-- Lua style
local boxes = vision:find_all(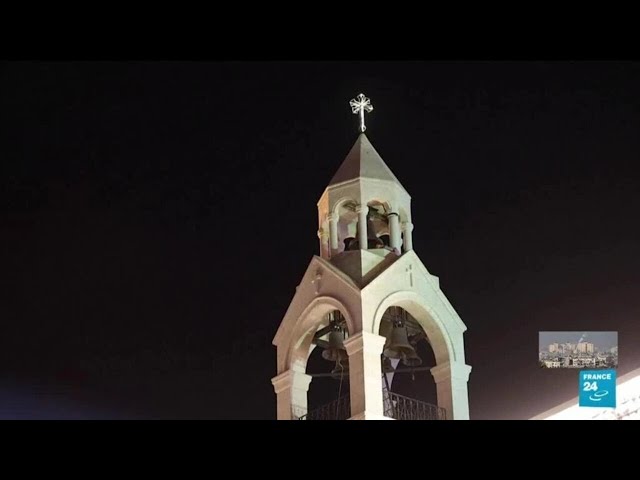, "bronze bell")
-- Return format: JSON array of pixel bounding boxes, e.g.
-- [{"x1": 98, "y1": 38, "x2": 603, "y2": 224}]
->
[
  {"x1": 401, "y1": 348, "x2": 423, "y2": 367},
  {"x1": 383, "y1": 322, "x2": 418, "y2": 360},
  {"x1": 351, "y1": 208, "x2": 385, "y2": 250},
  {"x1": 322, "y1": 326, "x2": 348, "y2": 362}
]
